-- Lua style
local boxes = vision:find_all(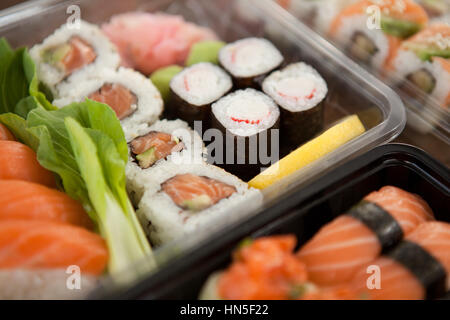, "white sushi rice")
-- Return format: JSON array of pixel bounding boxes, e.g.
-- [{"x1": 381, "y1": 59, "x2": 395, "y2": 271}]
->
[
  {"x1": 212, "y1": 88, "x2": 280, "y2": 137},
  {"x1": 391, "y1": 49, "x2": 450, "y2": 107},
  {"x1": 126, "y1": 119, "x2": 206, "y2": 204},
  {"x1": 170, "y1": 63, "x2": 232, "y2": 106},
  {"x1": 0, "y1": 269, "x2": 98, "y2": 300},
  {"x1": 333, "y1": 14, "x2": 390, "y2": 70},
  {"x1": 53, "y1": 67, "x2": 163, "y2": 141},
  {"x1": 30, "y1": 20, "x2": 120, "y2": 97},
  {"x1": 263, "y1": 62, "x2": 328, "y2": 112},
  {"x1": 136, "y1": 161, "x2": 263, "y2": 245},
  {"x1": 219, "y1": 38, "x2": 283, "y2": 78}
]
